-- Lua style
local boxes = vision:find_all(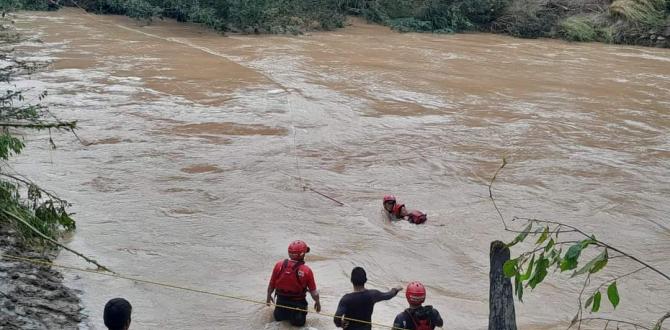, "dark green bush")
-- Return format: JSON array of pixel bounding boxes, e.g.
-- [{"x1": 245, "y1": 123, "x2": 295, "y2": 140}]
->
[
  {"x1": 492, "y1": 0, "x2": 562, "y2": 38},
  {"x1": 558, "y1": 15, "x2": 599, "y2": 41}
]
